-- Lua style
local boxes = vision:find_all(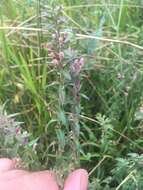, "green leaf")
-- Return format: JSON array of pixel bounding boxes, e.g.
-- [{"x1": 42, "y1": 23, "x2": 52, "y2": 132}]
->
[{"x1": 57, "y1": 110, "x2": 67, "y2": 126}]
